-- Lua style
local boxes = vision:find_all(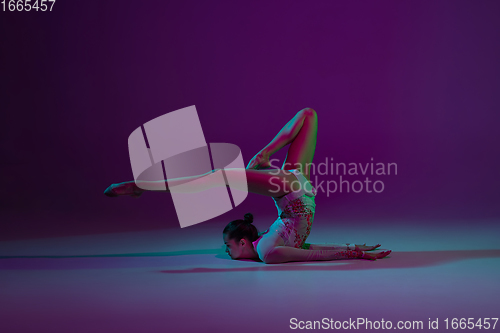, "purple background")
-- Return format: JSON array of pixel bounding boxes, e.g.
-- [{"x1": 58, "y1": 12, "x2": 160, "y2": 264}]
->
[{"x1": 1, "y1": 0, "x2": 499, "y2": 240}]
